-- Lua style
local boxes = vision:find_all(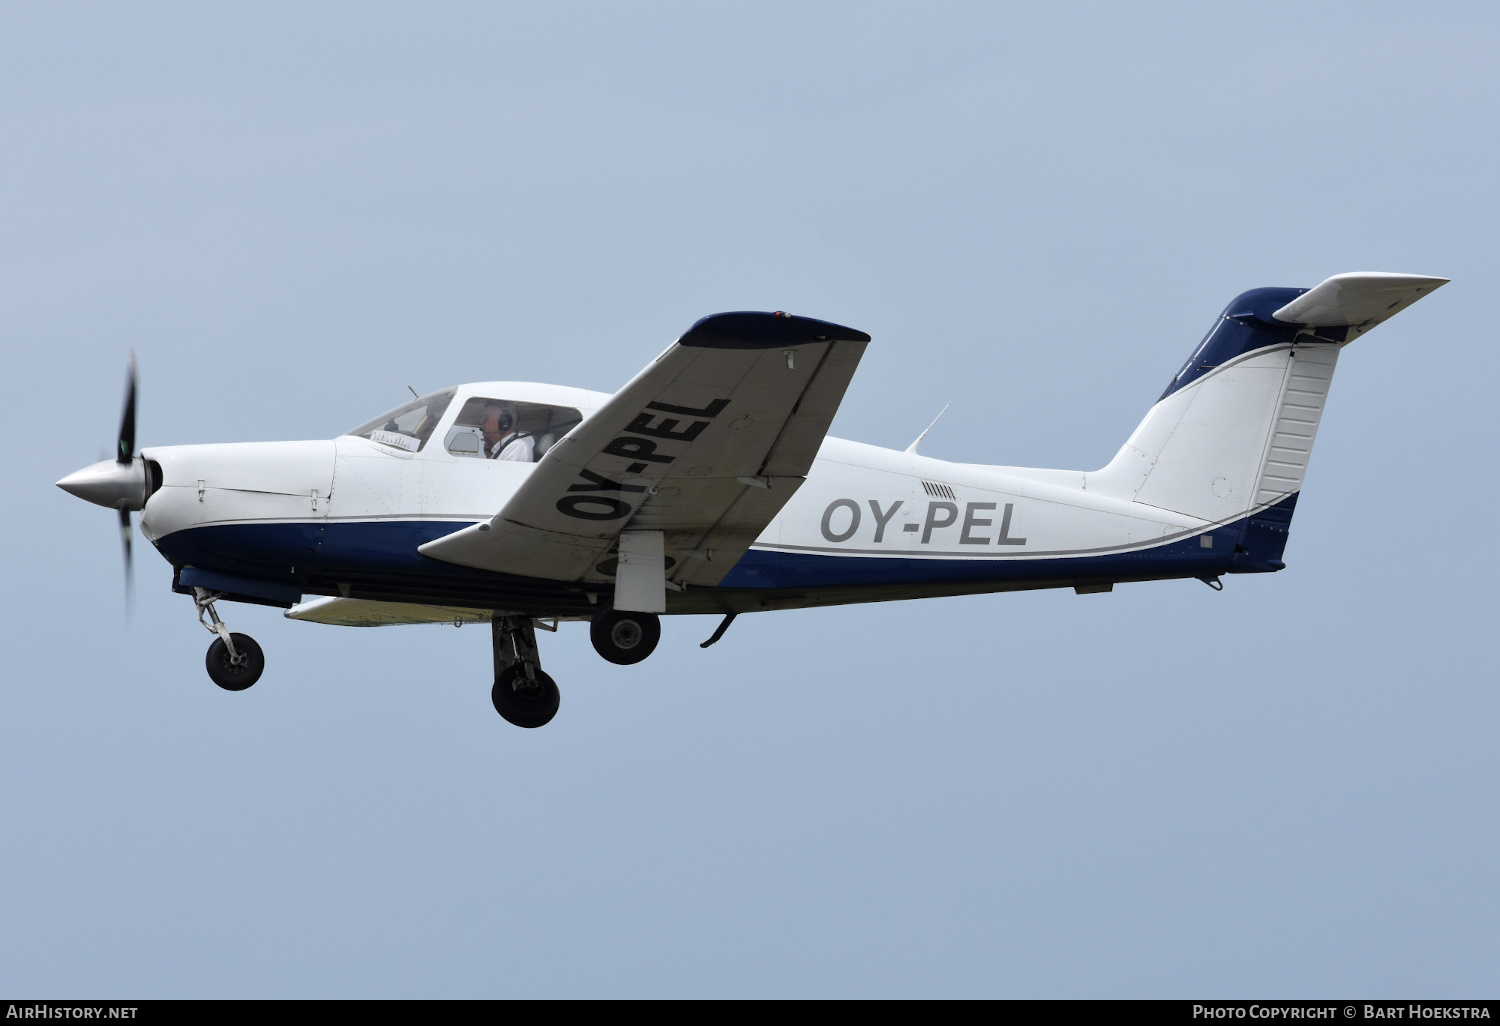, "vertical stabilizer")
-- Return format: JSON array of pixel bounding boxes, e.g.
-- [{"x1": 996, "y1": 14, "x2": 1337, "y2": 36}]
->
[{"x1": 1087, "y1": 273, "x2": 1445, "y2": 565}]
